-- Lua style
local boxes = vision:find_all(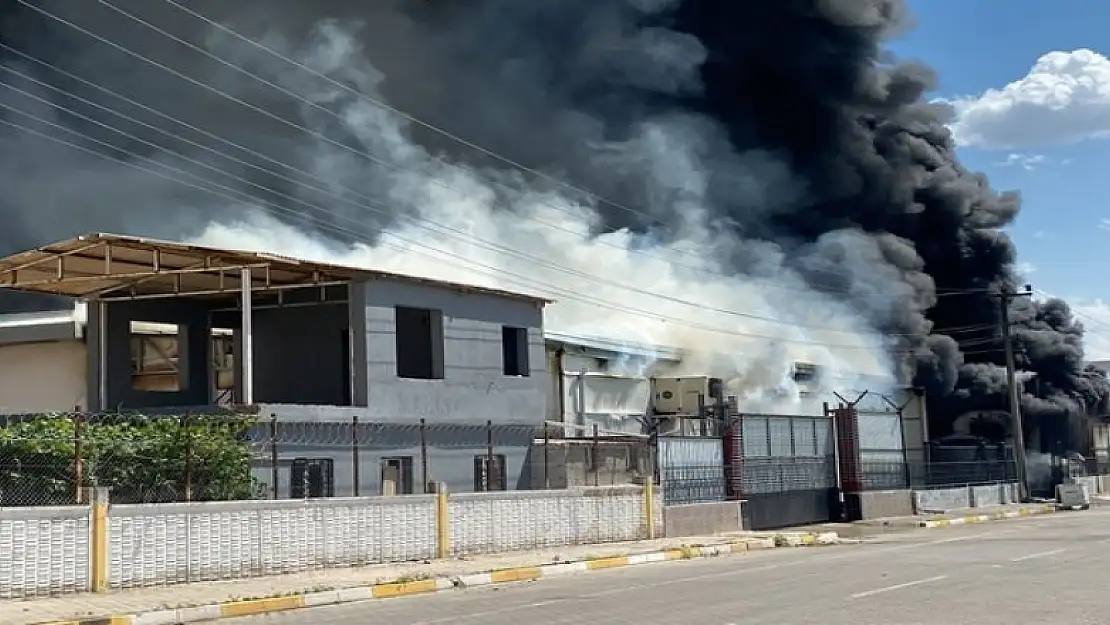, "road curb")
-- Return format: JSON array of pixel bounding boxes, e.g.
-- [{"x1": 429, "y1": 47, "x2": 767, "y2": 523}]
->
[
  {"x1": 917, "y1": 504, "x2": 1057, "y2": 529},
  {"x1": 30, "y1": 532, "x2": 839, "y2": 625}
]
